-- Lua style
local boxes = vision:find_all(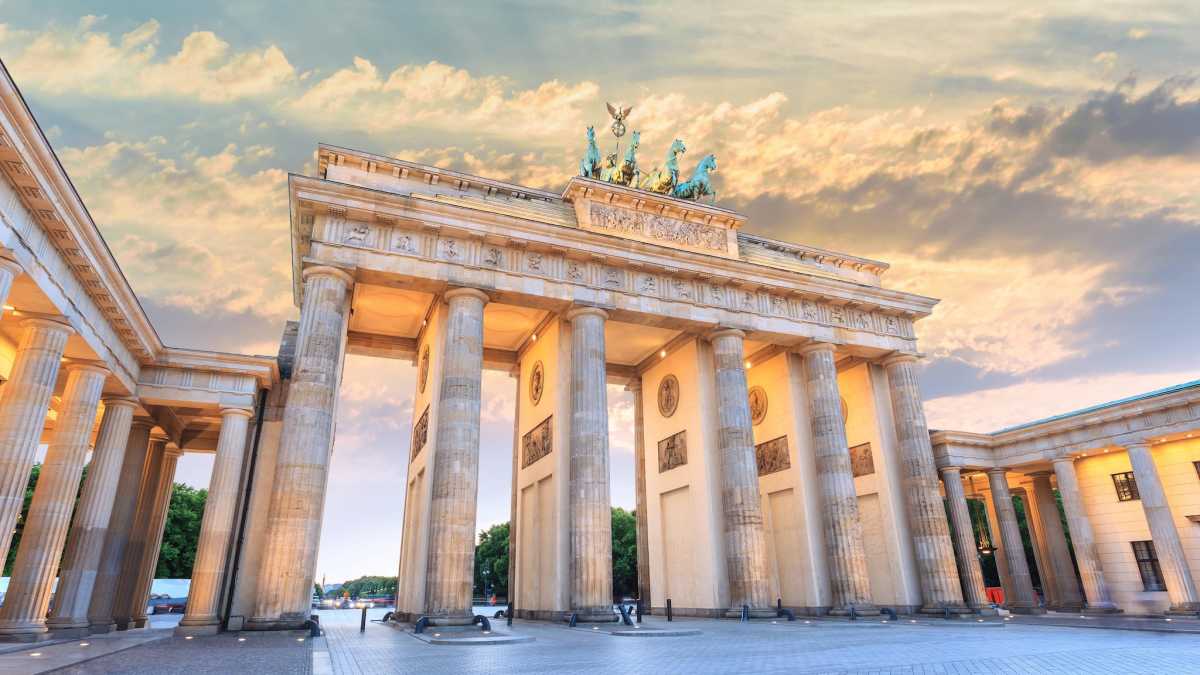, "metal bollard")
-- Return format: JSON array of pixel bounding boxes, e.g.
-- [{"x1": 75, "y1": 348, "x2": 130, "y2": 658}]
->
[
  {"x1": 666, "y1": 598, "x2": 673, "y2": 622},
  {"x1": 360, "y1": 606, "x2": 368, "y2": 632},
  {"x1": 507, "y1": 602, "x2": 513, "y2": 627},
  {"x1": 636, "y1": 598, "x2": 643, "y2": 624}
]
